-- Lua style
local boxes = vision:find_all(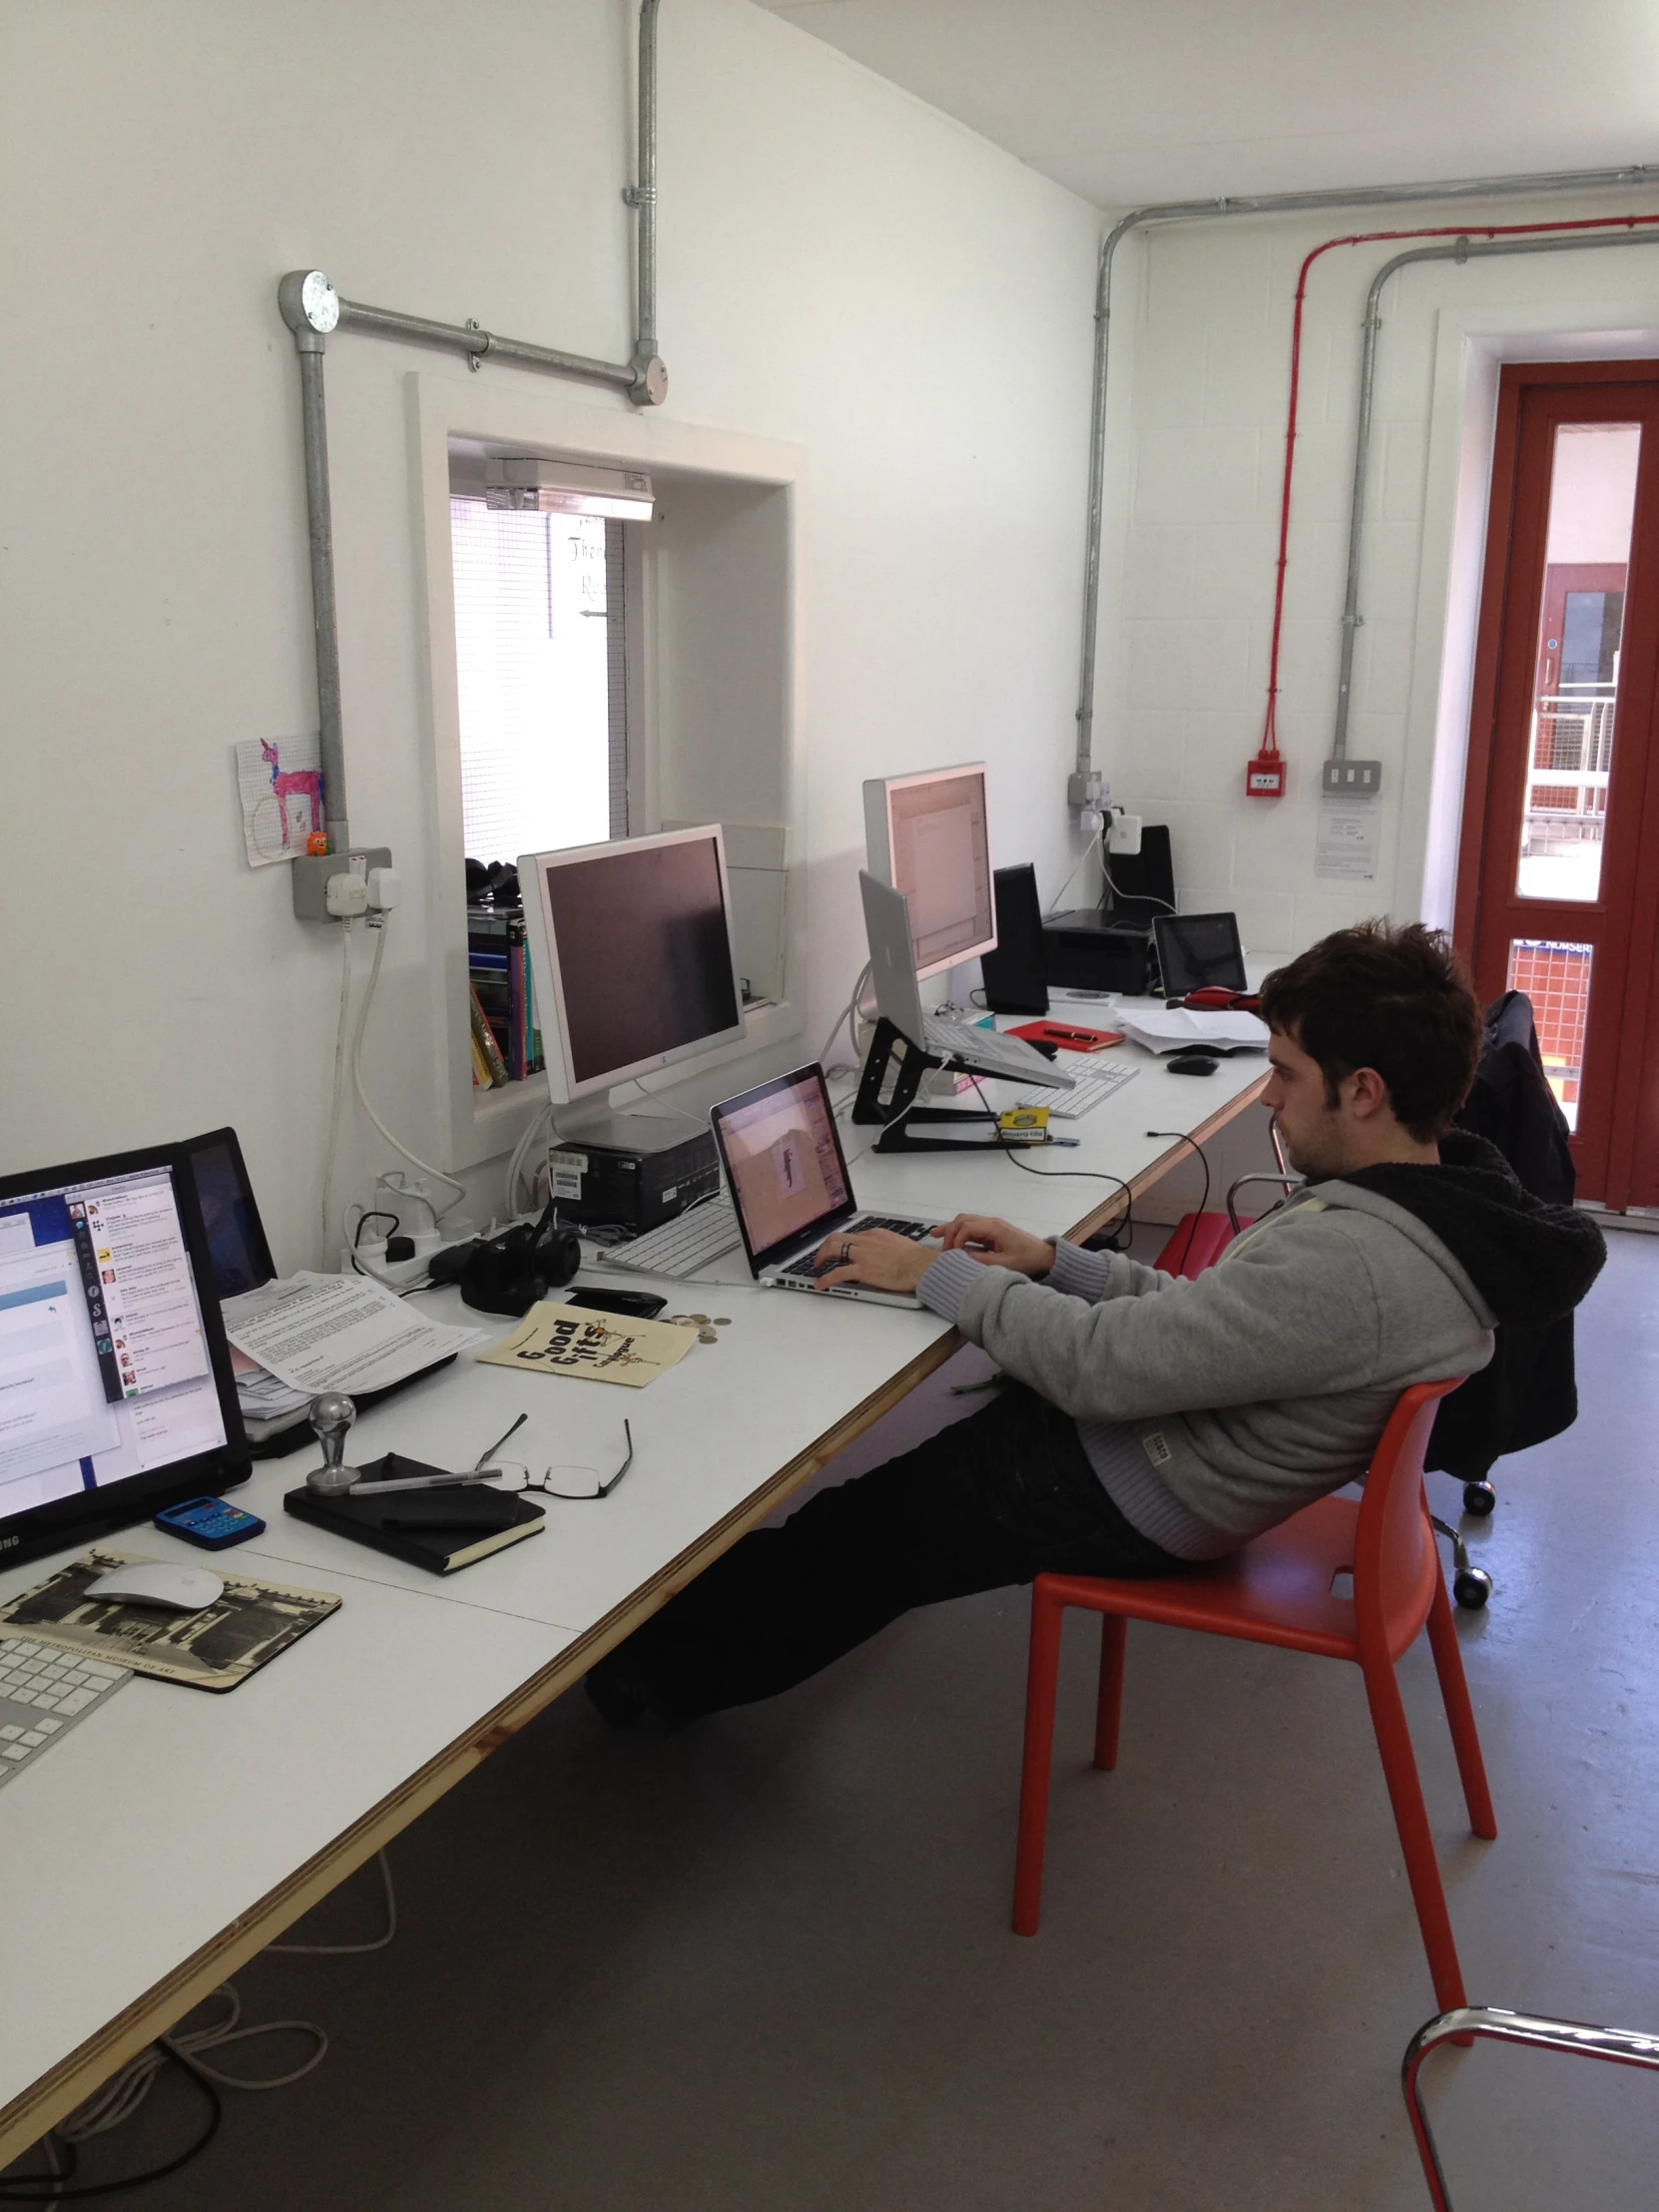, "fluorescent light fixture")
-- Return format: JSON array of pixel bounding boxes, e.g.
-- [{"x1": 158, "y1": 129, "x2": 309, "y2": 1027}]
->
[{"x1": 484, "y1": 456, "x2": 654, "y2": 520}]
